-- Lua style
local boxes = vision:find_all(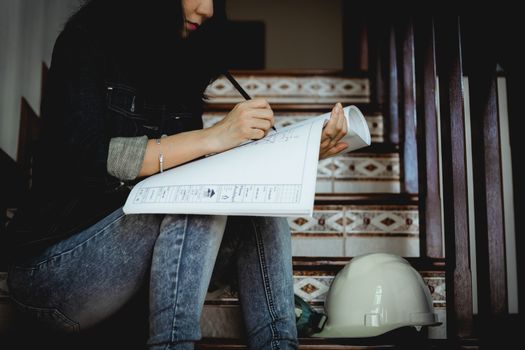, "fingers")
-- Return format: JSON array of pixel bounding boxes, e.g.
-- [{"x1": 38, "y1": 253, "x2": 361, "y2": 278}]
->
[
  {"x1": 322, "y1": 103, "x2": 346, "y2": 147},
  {"x1": 248, "y1": 128, "x2": 266, "y2": 140},
  {"x1": 320, "y1": 142, "x2": 349, "y2": 159},
  {"x1": 239, "y1": 98, "x2": 272, "y2": 110},
  {"x1": 249, "y1": 117, "x2": 273, "y2": 133},
  {"x1": 319, "y1": 102, "x2": 350, "y2": 159}
]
